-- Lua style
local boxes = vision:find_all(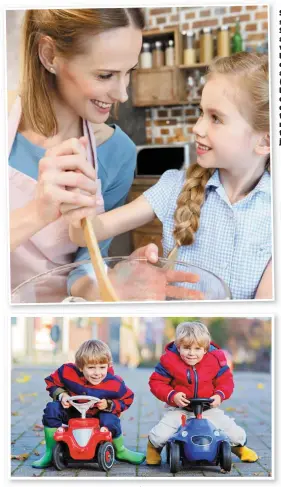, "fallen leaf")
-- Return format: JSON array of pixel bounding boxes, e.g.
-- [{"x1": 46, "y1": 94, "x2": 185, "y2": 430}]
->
[
  {"x1": 18, "y1": 392, "x2": 38, "y2": 403},
  {"x1": 11, "y1": 453, "x2": 29, "y2": 461},
  {"x1": 11, "y1": 411, "x2": 20, "y2": 416},
  {"x1": 33, "y1": 450, "x2": 40, "y2": 456},
  {"x1": 40, "y1": 440, "x2": 45, "y2": 445},
  {"x1": 33, "y1": 424, "x2": 44, "y2": 431},
  {"x1": 257, "y1": 383, "x2": 265, "y2": 389},
  {"x1": 128, "y1": 417, "x2": 134, "y2": 421},
  {"x1": 139, "y1": 434, "x2": 148, "y2": 438},
  {"x1": 15, "y1": 375, "x2": 31, "y2": 384},
  {"x1": 225, "y1": 407, "x2": 236, "y2": 412}
]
